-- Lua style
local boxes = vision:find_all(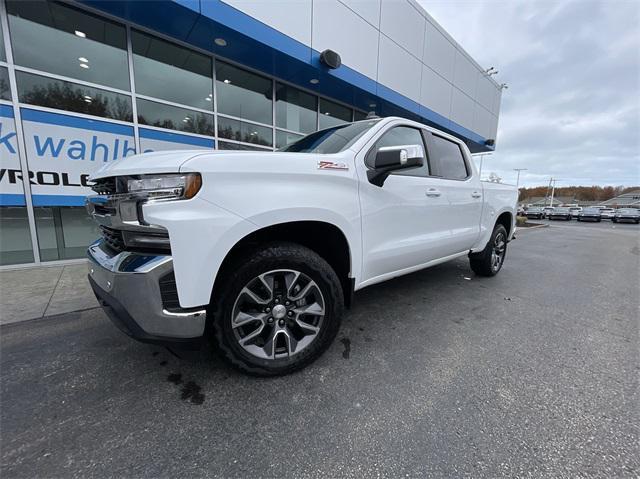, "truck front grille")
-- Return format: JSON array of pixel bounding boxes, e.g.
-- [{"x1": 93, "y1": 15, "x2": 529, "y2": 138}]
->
[
  {"x1": 100, "y1": 226, "x2": 125, "y2": 253},
  {"x1": 91, "y1": 177, "x2": 117, "y2": 195}
]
